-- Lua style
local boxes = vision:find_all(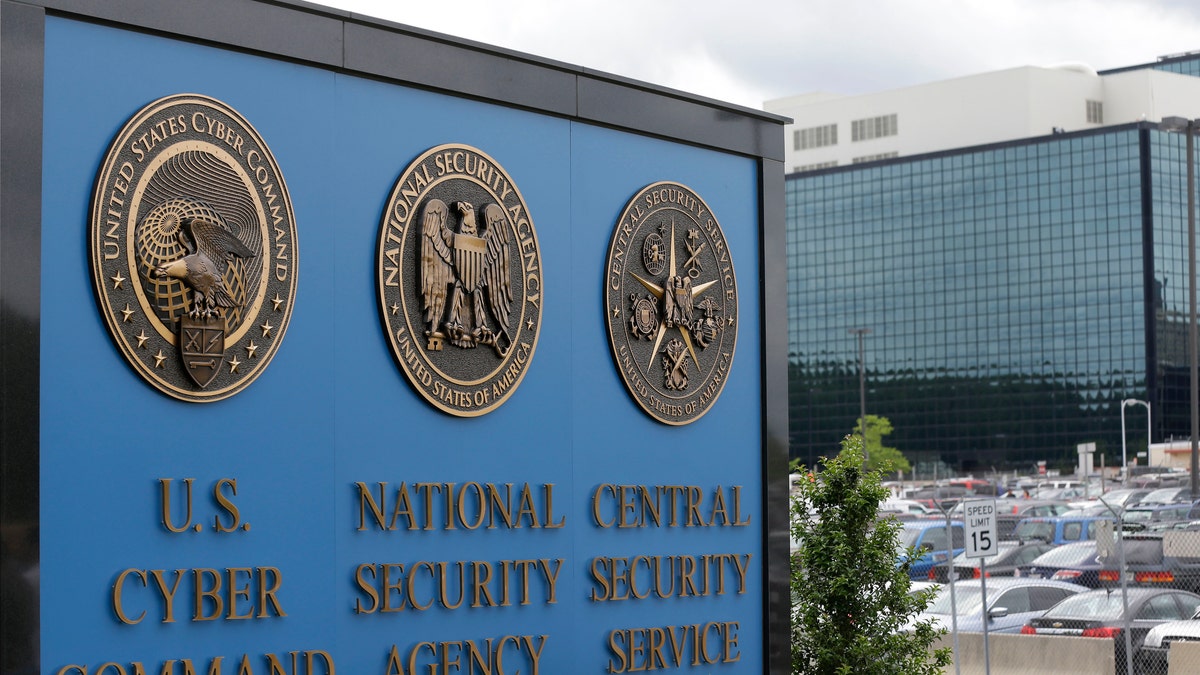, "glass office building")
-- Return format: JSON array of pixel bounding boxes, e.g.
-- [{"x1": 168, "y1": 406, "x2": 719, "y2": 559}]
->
[{"x1": 787, "y1": 123, "x2": 1198, "y2": 474}]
